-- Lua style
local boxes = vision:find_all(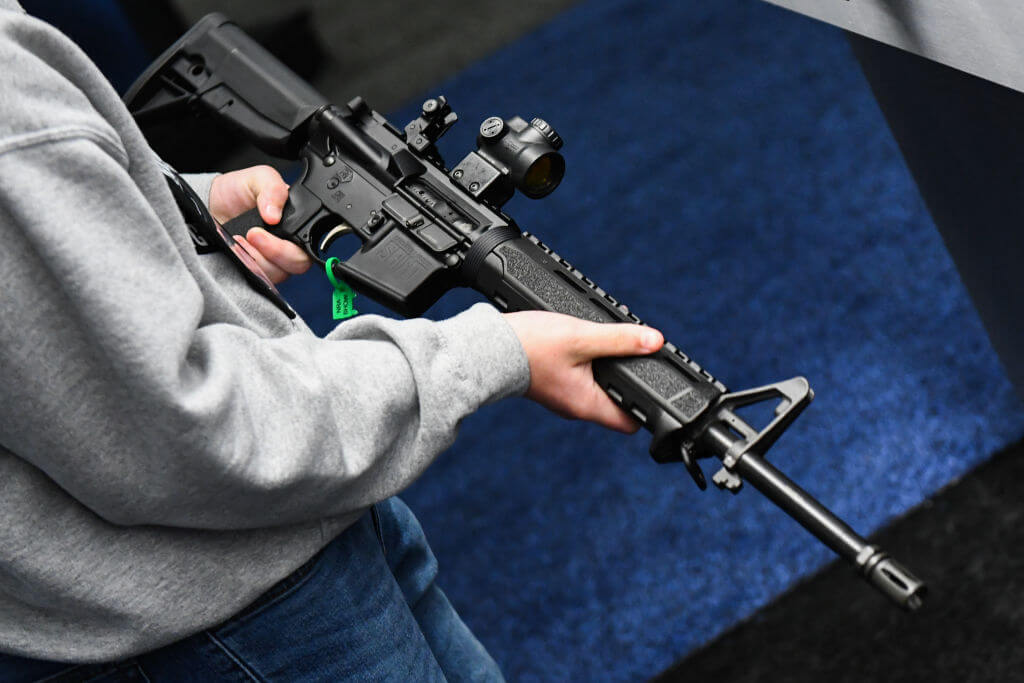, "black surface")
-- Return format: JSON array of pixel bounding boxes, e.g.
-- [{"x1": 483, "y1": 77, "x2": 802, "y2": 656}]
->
[
  {"x1": 848, "y1": 33, "x2": 1024, "y2": 404},
  {"x1": 170, "y1": 0, "x2": 584, "y2": 115},
  {"x1": 653, "y1": 438, "x2": 1024, "y2": 683},
  {"x1": 116, "y1": 0, "x2": 187, "y2": 58},
  {"x1": 148, "y1": 0, "x2": 581, "y2": 172}
]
